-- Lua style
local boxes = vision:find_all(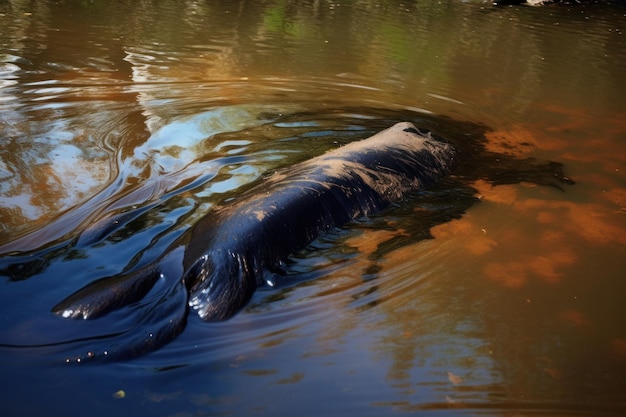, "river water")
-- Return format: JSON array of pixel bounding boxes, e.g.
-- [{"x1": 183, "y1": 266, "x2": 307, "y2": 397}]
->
[{"x1": 1, "y1": 1, "x2": 625, "y2": 416}]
